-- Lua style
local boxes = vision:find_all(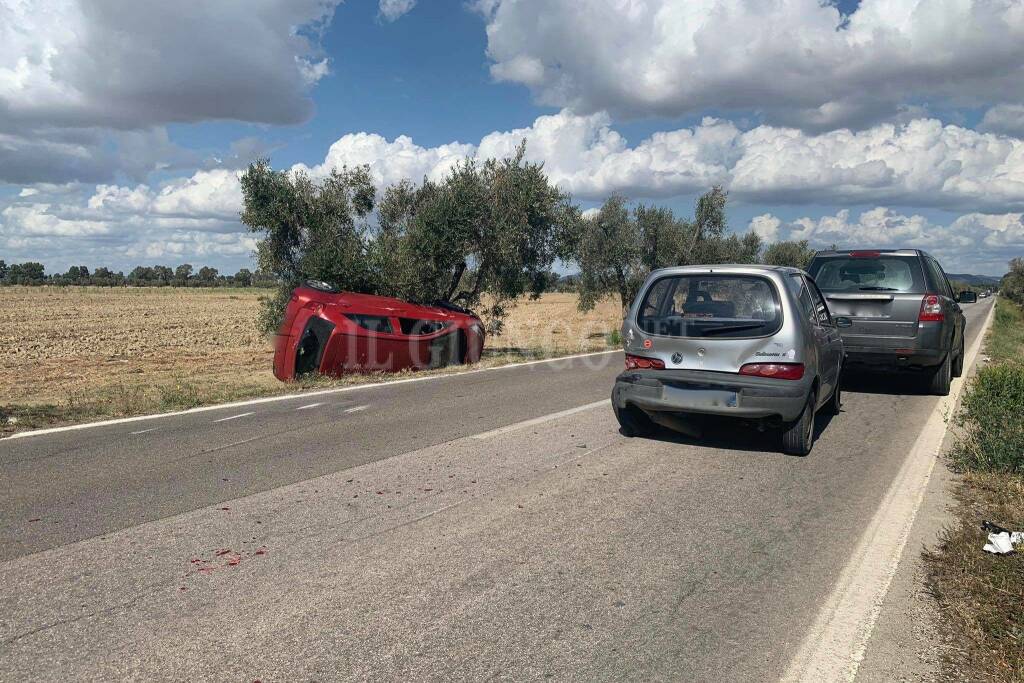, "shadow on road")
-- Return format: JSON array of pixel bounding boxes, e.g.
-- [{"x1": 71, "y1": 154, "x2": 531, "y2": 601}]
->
[
  {"x1": 840, "y1": 369, "x2": 930, "y2": 396},
  {"x1": 623, "y1": 406, "x2": 840, "y2": 457}
]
